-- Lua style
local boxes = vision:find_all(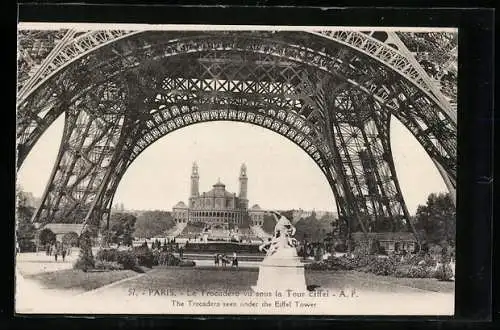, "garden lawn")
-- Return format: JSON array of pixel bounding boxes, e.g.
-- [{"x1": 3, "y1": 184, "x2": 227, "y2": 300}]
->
[
  {"x1": 348, "y1": 270, "x2": 455, "y2": 292},
  {"x1": 113, "y1": 266, "x2": 453, "y2": 294},
  {"x1": 22, "y1": 267, "x2": 454, "y2": 295},
  {"x1": 307, "y1": 270, "x2": 454, "y2": 293},
  {"x1": 25, "y1": 269, "x2": 141, "y2": 292},
  {"x1": 140, "y1": 266, "x2": 259, "y2": 291}
]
